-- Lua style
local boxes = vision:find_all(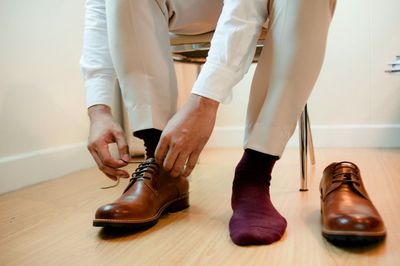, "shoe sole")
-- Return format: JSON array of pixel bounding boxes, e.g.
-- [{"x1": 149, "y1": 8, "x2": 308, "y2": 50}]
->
[
  {"x1": 322, "y1": 232, "x2": 386, "y2": 245},
  {"x1": 322, "y1": 227, "x2": 386, "y2": 245},
  {"x1": 93, "y1": 194, "x2": 189, "y2": 228}
]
